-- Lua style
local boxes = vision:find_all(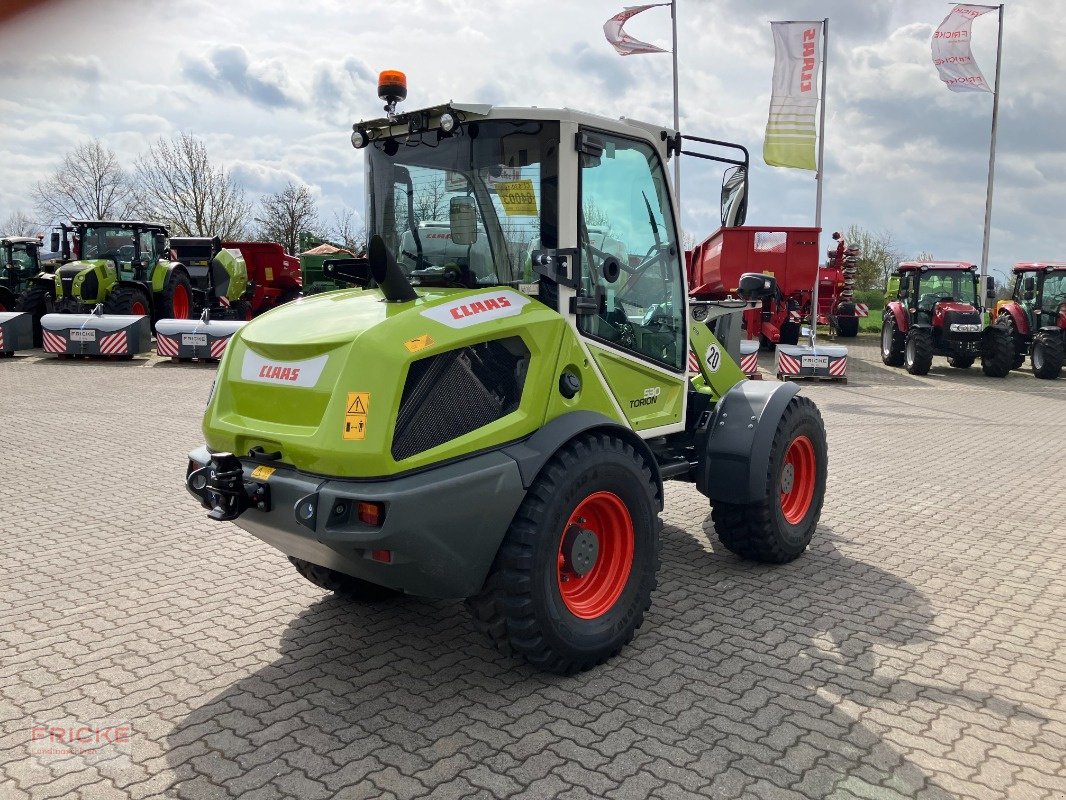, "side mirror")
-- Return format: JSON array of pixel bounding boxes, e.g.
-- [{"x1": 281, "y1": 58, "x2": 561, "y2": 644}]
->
[
  {"x1": 985, "y1": 275, "x2": 995, "y2": 297},
  {"x1": 155, "y1": 233, "x2": 168, "y2": 256},
  {"x1": 449, "y1": 196, "x2": 478, "y2": 245},
  {"x1": 899, "y1": 275, "x2": 911, "y2": 295},
  {"x1": 720, "y1": 166, "x2": 748, "y2": 227},
  {"x1": 737, "y1": 272, "x2": 778, "y2": 301},
  {"x1": 1023, "y1": 276, "x2": 1036, "y2": 292},
  {"x1": 50, "y1": 231, "x2": 61, "y2": 252}
]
